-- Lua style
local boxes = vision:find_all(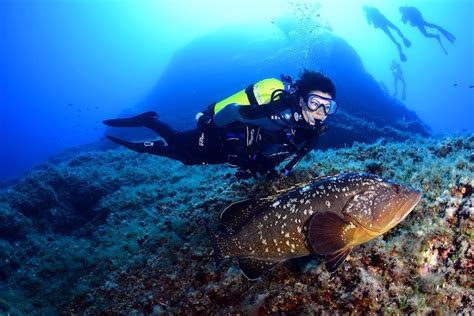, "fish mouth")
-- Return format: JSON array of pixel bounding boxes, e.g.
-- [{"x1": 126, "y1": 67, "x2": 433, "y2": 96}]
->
[
  {"x1": 380, "y1": 188, "x2": 422, "y2": 233},
  {"x1": 347, "y1": 188, "x2": 422, "y2": 235}
]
